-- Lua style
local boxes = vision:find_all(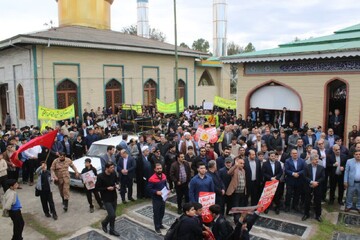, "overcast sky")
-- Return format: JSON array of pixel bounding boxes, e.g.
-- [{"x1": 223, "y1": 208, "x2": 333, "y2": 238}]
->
[{"x1": 1, "y1": 0, "x2": 360, "y2": 51}]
